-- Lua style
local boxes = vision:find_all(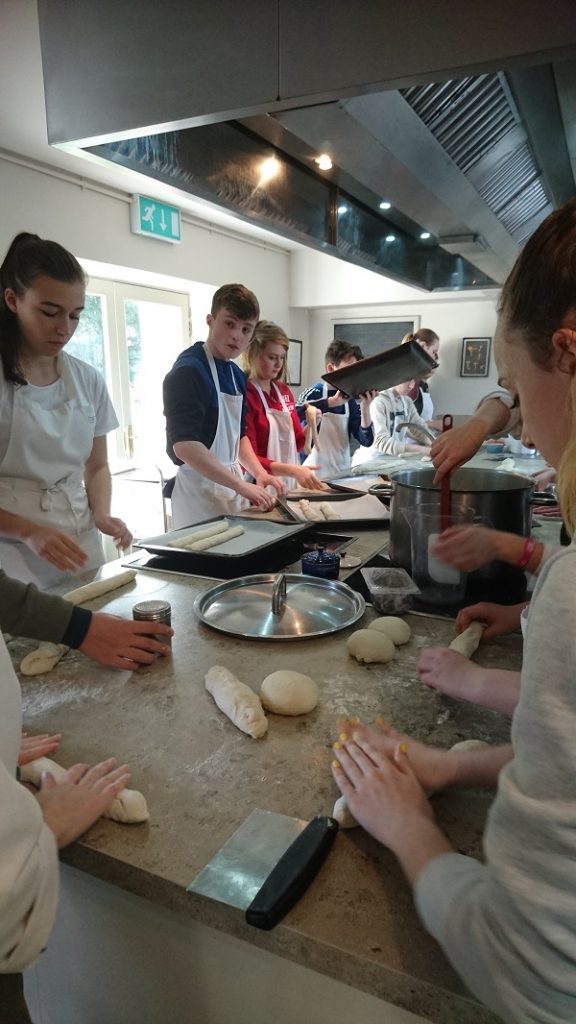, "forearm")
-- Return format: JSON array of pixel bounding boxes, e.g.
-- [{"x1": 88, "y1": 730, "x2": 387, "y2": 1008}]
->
[
  {"x1": 493, "y1": 531, "x2": 544, "y2": 573},
  {"x1": 174, "y1": 441, "x2": 245, "y2": 492},
  {"x1": 0, "y1": 507, "x2": 41, "y2": 542},
  {"x1": 451, "y1": 743, "x2": 514, "y2": 788},
  {"x1": 238, "y1": 436, "x2": 269, "y2": 480},
  {"x1": 475, "y1": 397, "x2": 513, "y2": 436},
  {"x1": 84, "y1": 464, "x2": 112, "y2": 519},
  {"x1": 391, "y1": 818, "x2": 455, "y2": 888},
  {"x1": 0, "y1": 568, "x2": 74, "y2": 640},
  {"x1": 464, "y1": 668, "x2": 521, "y2": 715}
]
